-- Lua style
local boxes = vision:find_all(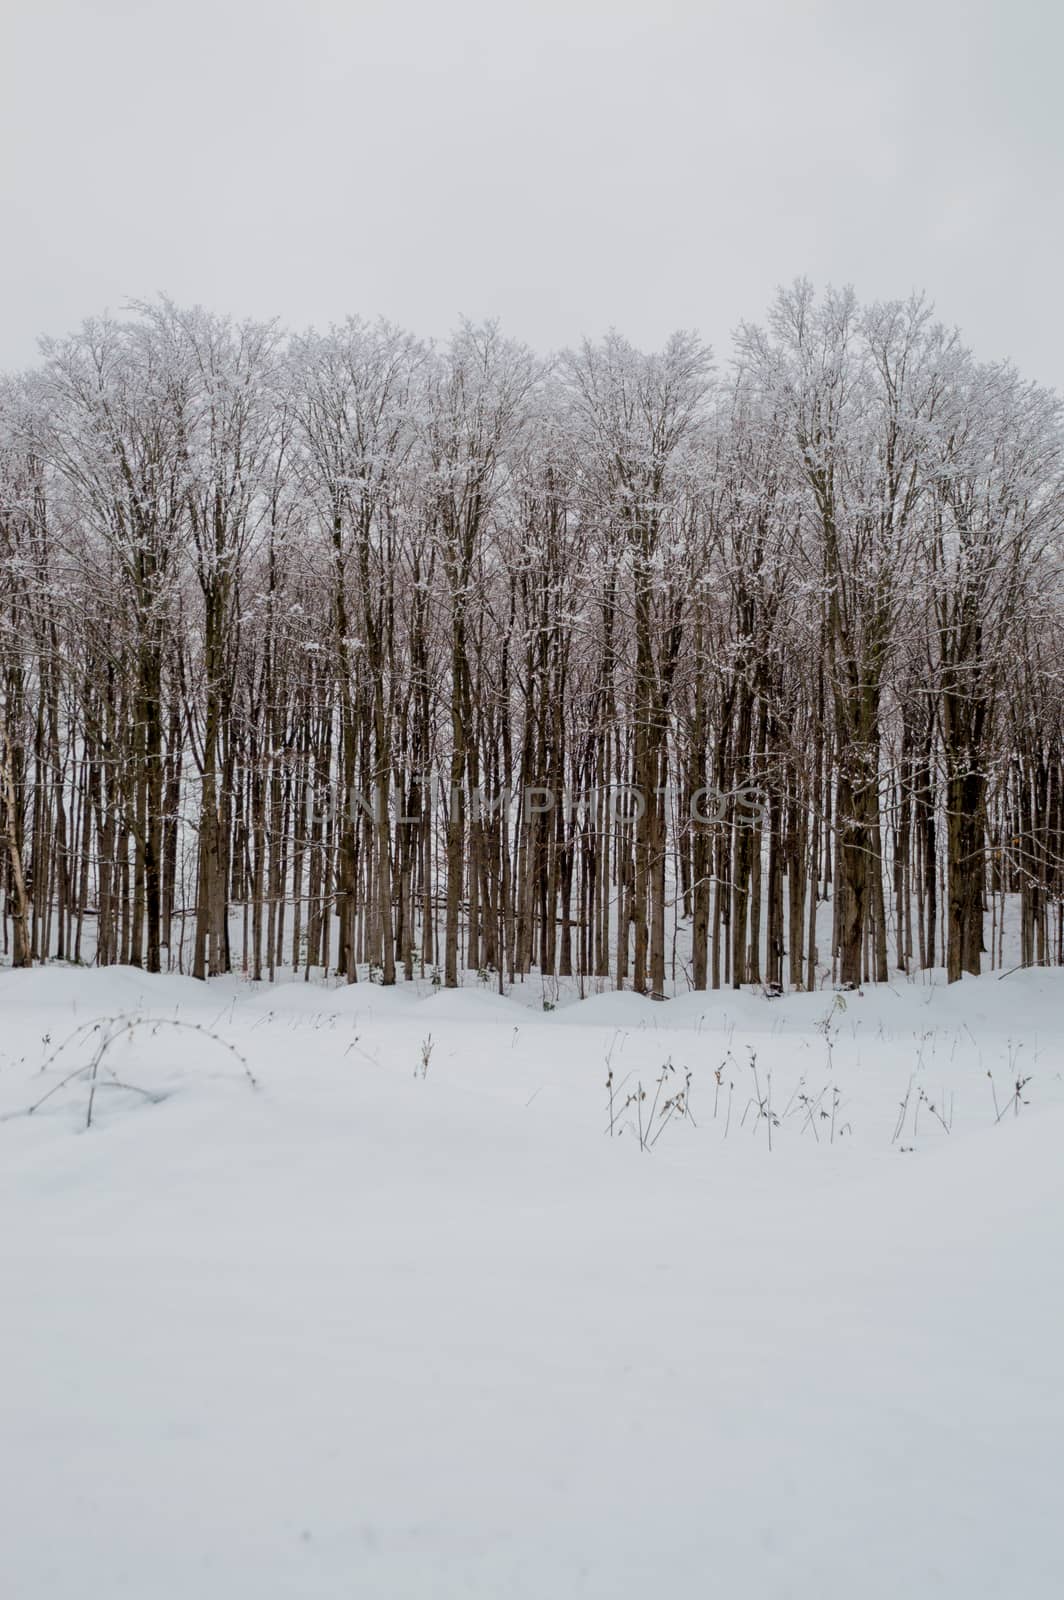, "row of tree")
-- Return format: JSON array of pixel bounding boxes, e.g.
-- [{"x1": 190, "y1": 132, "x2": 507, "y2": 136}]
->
[{"x1": 2, "y1": 284, "x2": 1063, "y2": 990}]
